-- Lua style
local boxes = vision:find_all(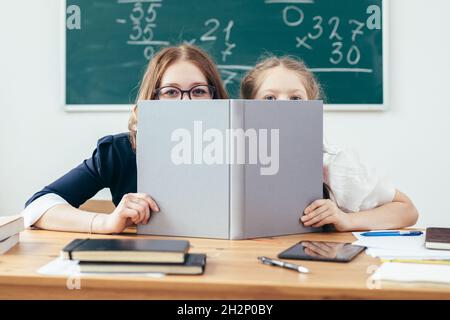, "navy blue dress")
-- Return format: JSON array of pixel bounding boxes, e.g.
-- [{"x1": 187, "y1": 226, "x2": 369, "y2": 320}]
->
[{"x1": 25, "y1": 133, "x2": 136, "y2": 208}]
